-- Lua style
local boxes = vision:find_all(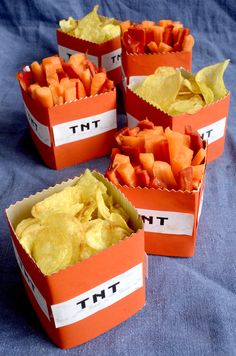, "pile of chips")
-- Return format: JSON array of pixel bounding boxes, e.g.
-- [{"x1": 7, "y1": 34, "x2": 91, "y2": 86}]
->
[
  {"x1": 59, "y1": 5, "x2": 120, "y2": 44},
  {"x1": 15, "y1": 170, "x2": 134, "y2": 276},
  {"x1": 132, "y1": 60, "x2": 229, "y2": 116}
]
